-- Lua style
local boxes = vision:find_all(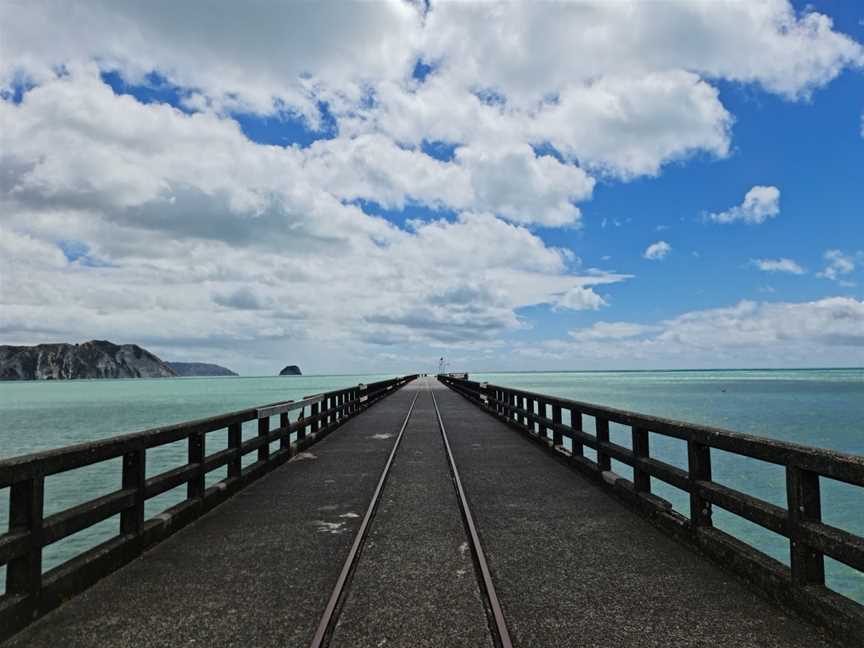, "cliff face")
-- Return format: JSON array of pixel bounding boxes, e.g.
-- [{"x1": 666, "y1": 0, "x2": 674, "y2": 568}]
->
[
  {"x1": 279, "y1": 365, "x2": 302, "y2": 376},
  {"x1": 0, "y1": 341, "x2": 177, "y2": 380},
  {"x1": 168, "y1": 362, "x2": 238, "y2": 377}
]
